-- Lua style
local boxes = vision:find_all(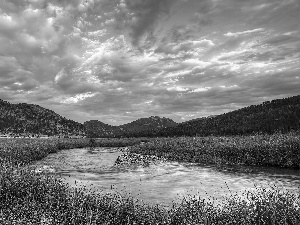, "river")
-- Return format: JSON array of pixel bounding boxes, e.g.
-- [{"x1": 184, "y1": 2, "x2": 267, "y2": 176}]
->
[{"x1": 32, "y1": 147, "x2": 300, "y2": 207}]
